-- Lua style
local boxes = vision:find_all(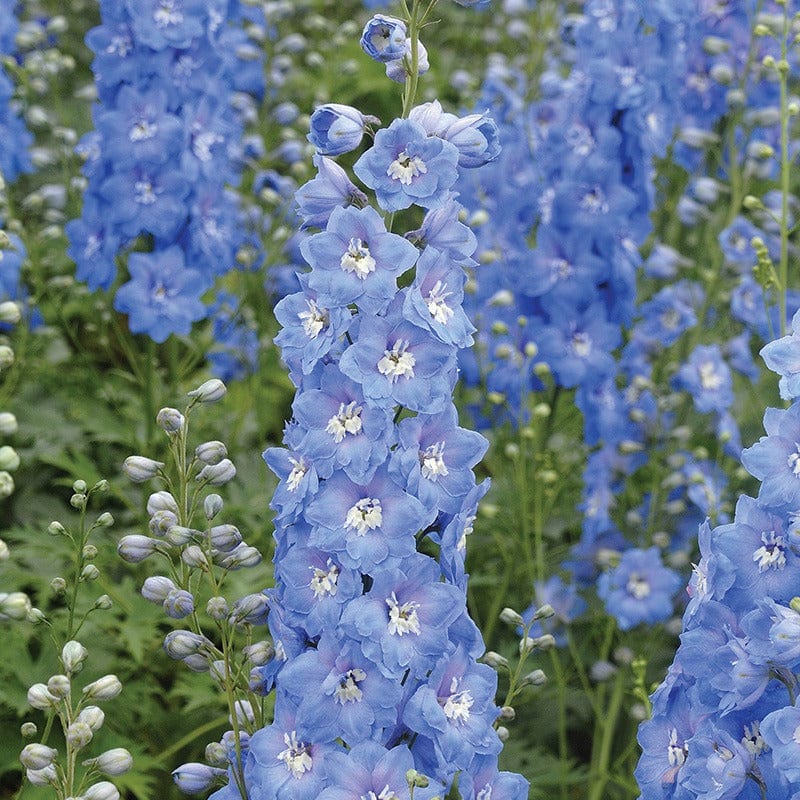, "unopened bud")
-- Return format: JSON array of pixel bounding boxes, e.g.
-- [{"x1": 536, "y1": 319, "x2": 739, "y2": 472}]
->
[
  {"x1": 188, "y1": 379, "x2": 227, "y2": 403},
  {"x1": 0, "y1": 470, "x2": 13, "y2": 498},
  {"x1": 82, "y1": 674, "x2": 122, "y2": 701},
  {"x1": 156, "y1": 407, "x2": 185, "y2": 434},
  {"x1": 48, "y1": 520, "x2": 67, "y2": 536},
  {"x1": 0, "y1": 445, "x2": 19, "y2": 471},
  {"x1": 85, "y1": 748, "x2": 133, "y2": 776},
  {"x1": 521, "y1": 669, "x2": 547, "y2": 687},
  {"x1": 206, "y1": 596, "x2": 229, "y2": 620},
  {"x1": 483, "y1": 651, "x2": 509, "y2": 669},
  {"x1": 172, "y1": 763, "x2": 227, "y2": 793},
  {"x1": 27, "y1": 765, "x2": 58, "y2": 787},
  {"x1": 196, "y1": 459, "x2": 236, "y2": 486},
  {"x1": 122, "y1": 456, "x2": 165, "y2": 482},
  {"x1": 196, "y1": 441, "x2": 227, "y2": 465},
  {"x1": 20, "y1": 743, "x2": 58, "y2": 770},
  {"x1": 80, "y1": 564, "x2": 100, "y2": 582},
  {"x1": 0, "y1": 301, "x2": 21, "y2": 324},
  {"x1": 84, "y1": 782, "x2": 120, "y2": 800},
  {"x1": 117, "y1": 535, "x2": 160, "y2": 563},
  {"x1": 147, "y1": 491, "x2": 179, "y2": 515},
  {"x1": 496, "y1": 726, "x2": 510, "y2": 742},
  {"x1": 27, "y1": 683, "x2": 58, "y2": 710},
  {"x1": 217, "y1": 544, "x2": 261, "y2": 569},
  {"x1": 204, "y1": 493, "x2": 224, "y2": 520},
  {"x1": 243, "y1": 641, "x2": 274, "y2": 666},
  {"x1": 0, "y1": 412, "x2": 17, "y2": 434},
  {"x1": 77, "y1": 705, "x2": 105, "y2": 731},
  {"x1": 499, "y1": 607, "x2": 524, "y2": 627},
  {"x1": 405, "y1": 770, "x2": 429, "y2": 789},
  {"x1": 208, "y1": 524, "x2": 242, "y2": 552},
  {"x1": 1, "y1": 591, "x2": 32, "y2": 620},
  {"x1": 531, "y1": 603, "x2": 555, "y2": 621},
  {"x1": 67, "y1": 720, "x2": 94, "y2": 749},
  {"x1": 141, "y1": 576, "x2": 177, "y2": 603},
  {"x1": 20, "y1": 722, "x2": 37, "y2": 738},
  {"x1": 499, "y1": 705, "x2": 516, "y2": 720},
  {"x1": 96, "y1": 512, "x2": 114, "y2": 528},
  {"x1": 47, "y1": 674, "x2": 71, "y2": 698},
  {"x1": 0, "y1": 345, "x2": 14, "y2": 369}
]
